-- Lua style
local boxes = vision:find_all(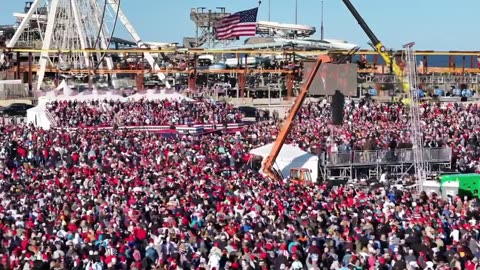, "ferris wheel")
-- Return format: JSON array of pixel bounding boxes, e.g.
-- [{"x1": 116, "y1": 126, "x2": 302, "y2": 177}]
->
[{"x1": 7, "y1": 0, "x2": 169, "y2": 90}]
